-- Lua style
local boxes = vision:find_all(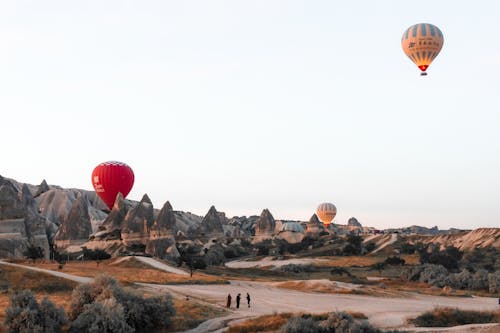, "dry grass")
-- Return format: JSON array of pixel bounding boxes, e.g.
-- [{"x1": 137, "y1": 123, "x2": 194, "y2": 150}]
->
[
  {"x1": 346, "y1": 311, "x2": 367, "y2": 319},
  {"x1": 0, "y1": 264, "x2": 77, "y2": 293},
  {"x1": 226, "y1": 313, "x2": 293, "y2": 333},
  {"x1": 171, "y1": 298, "x2": 227, "y2": 331},
  {"x1": 0, "y1": 265, "x2": 75, "y2": 333},
  {"x1": 28, "y1": 258, "x2": 227, "y2": 285},
  {"x1": 411, "y1": 307, "x2": 500, "y2": 327}
]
